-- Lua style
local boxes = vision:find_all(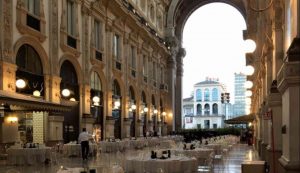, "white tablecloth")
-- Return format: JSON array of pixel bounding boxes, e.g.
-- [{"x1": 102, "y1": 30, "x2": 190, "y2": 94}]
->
[
  {"x1": 63, "y1": 143, "x2": 97, "y2": 157},
  {"x1": 7, "y1": 147, "x2": 51, "y2": 165},
  {"x1": 125, "y1": 156, "x2": 197, "y2": 173},
  {"x1": 172, "y1": 148, "x2": 214, "y2": 165}
]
